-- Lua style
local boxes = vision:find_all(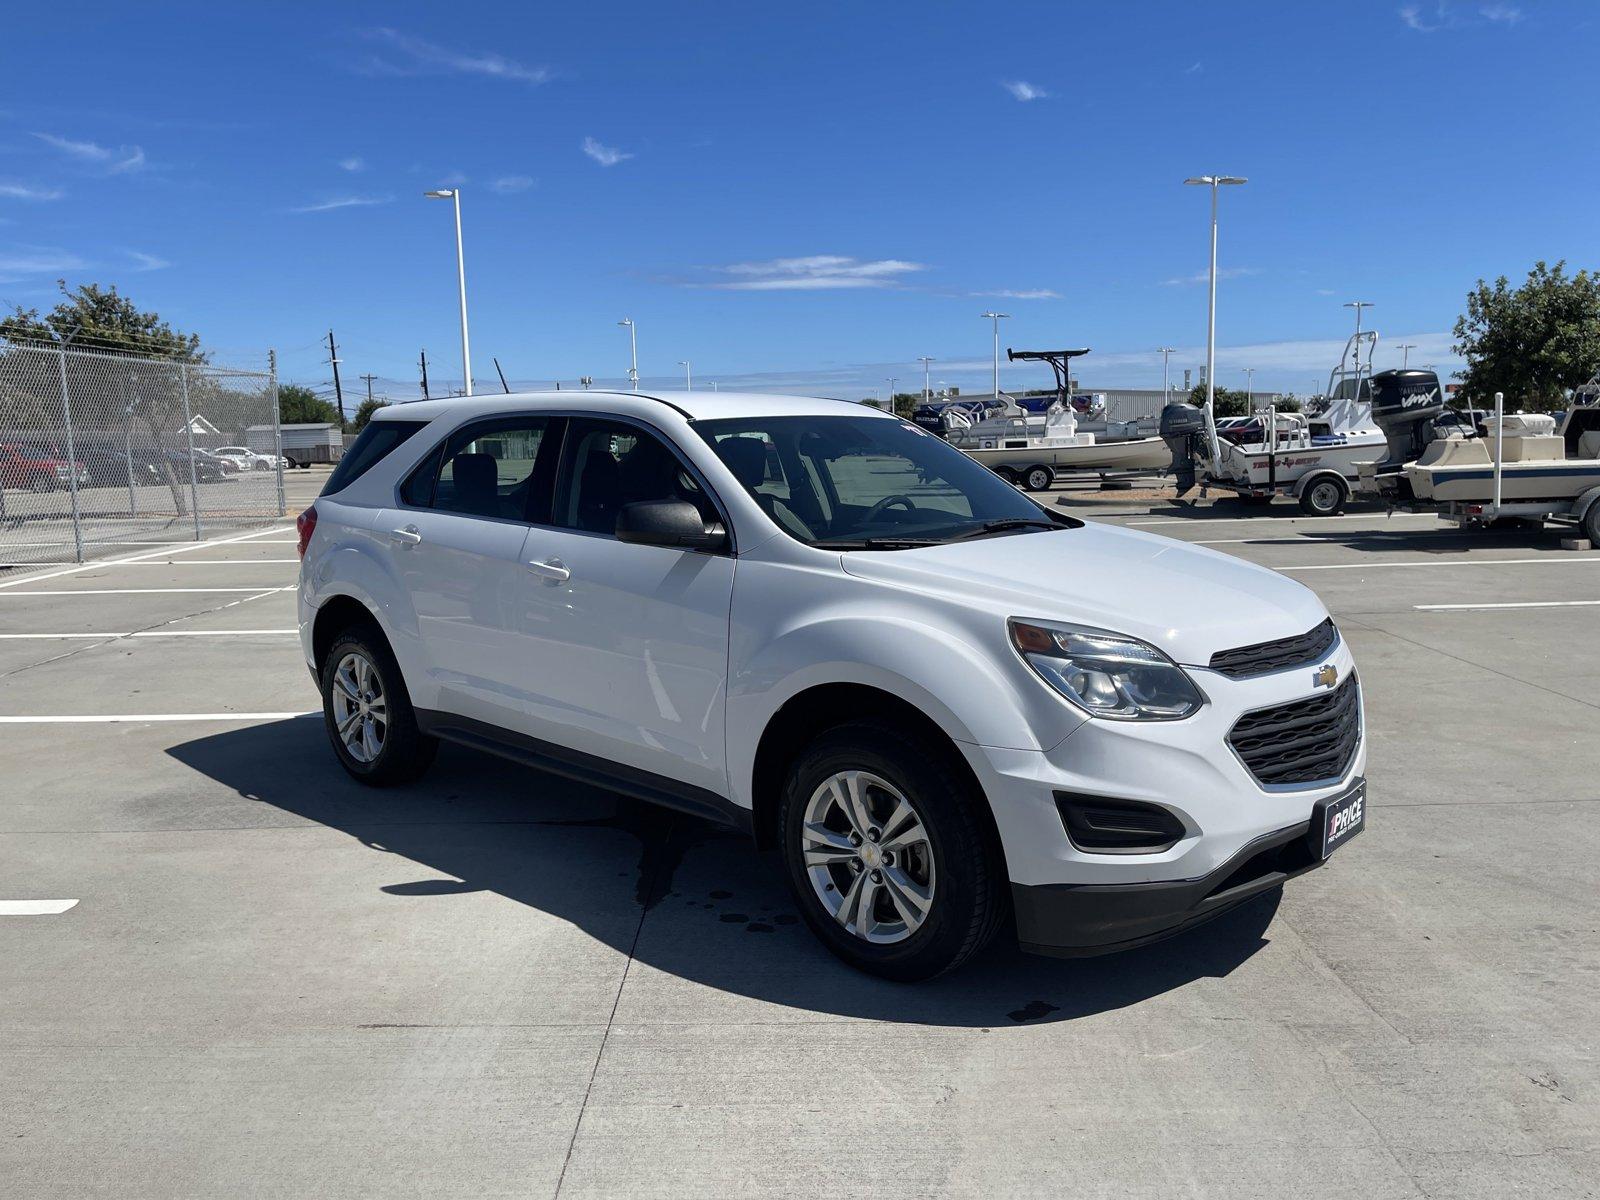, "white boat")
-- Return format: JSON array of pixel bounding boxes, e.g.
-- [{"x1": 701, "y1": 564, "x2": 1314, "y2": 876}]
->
[
  {"x1": 945, "y1": 402, "x2": 1170, "y2": 490},
  {"x1": 1405, "y1": 409, "x2": 1600, "y2": 502},
  {"x1": 1202, "y1": 331, "x2": 1387, "y2": 514}
]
